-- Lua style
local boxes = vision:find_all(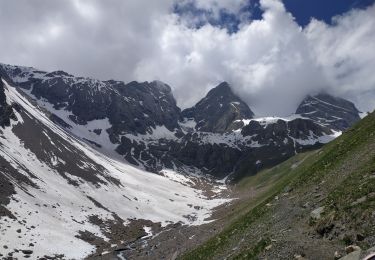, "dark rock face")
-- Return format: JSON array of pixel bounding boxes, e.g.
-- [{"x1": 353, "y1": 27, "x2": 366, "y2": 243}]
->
[
  {"x1": 241, "y1": 118, "x2": 332, "y2": 145},
  {"x1": 0, "y1": 78, "x2": 18, "y2": 127},
  {"x1": 1, "y1": 64, "x2": 181, "y2": 136},
  {"x1": 230, "y1": 118, "x2": 331, "y2": 179},
  {"x1": 114, "y1": 117, "x2": 333, "y2": 179},
  {"x1": 0, "y1": 63, "x2": 361, "y2": 180},
  {"x1": 107, "y1": 80, "x2": 181, "y2": 136},
  {"x1": 115, "y1": 134, "x2": 244, "y2": 178},
  {"x1": 182, "y1": 82, "x2": 254, "y2": 133},
  {"x1": 296, "y1": 93, "x2": 361, "y2": 131}
]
